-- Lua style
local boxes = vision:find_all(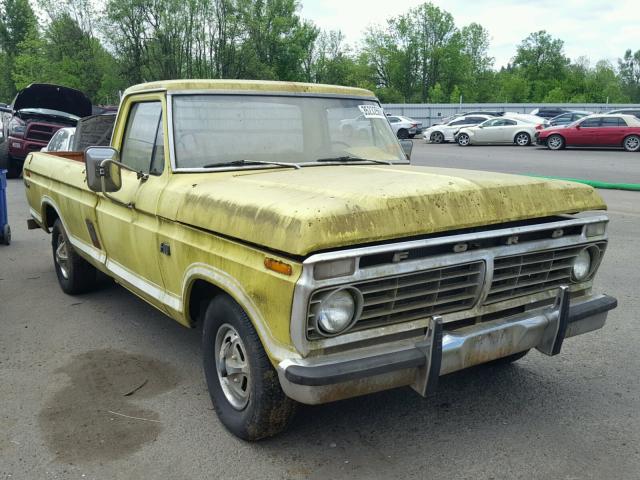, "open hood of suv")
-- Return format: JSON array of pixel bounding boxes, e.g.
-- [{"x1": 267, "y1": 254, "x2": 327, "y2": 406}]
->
[{"x1": 12, "y1": 83, "x2": 92, "y2": 118}]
